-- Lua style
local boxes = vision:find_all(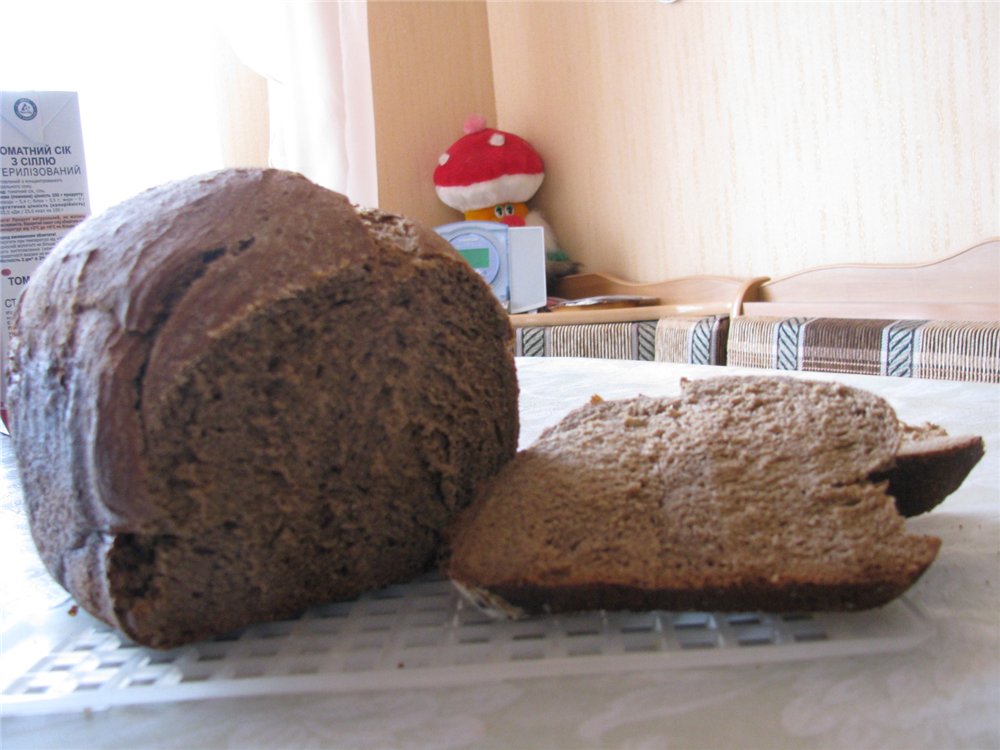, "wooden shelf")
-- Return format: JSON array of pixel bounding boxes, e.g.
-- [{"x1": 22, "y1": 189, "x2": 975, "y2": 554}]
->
[
  {"x1": 510, "y1": 271, "x2": 768, "y2": 327},
  {"x1": 510, "y1": 303, "x2": 732, "y2": 327},
  {"x1": 737, "y1": 239, "x2": 1000, "y2": 322}
]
